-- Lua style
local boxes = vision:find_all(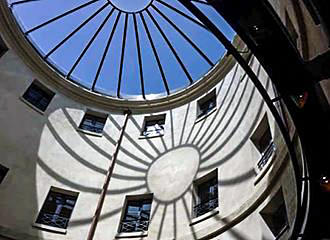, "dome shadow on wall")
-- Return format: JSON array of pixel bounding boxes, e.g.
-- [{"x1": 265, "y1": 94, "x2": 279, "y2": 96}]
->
[{"x1": 30, "y1": 59, "x2": 285, "y2": 240}]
